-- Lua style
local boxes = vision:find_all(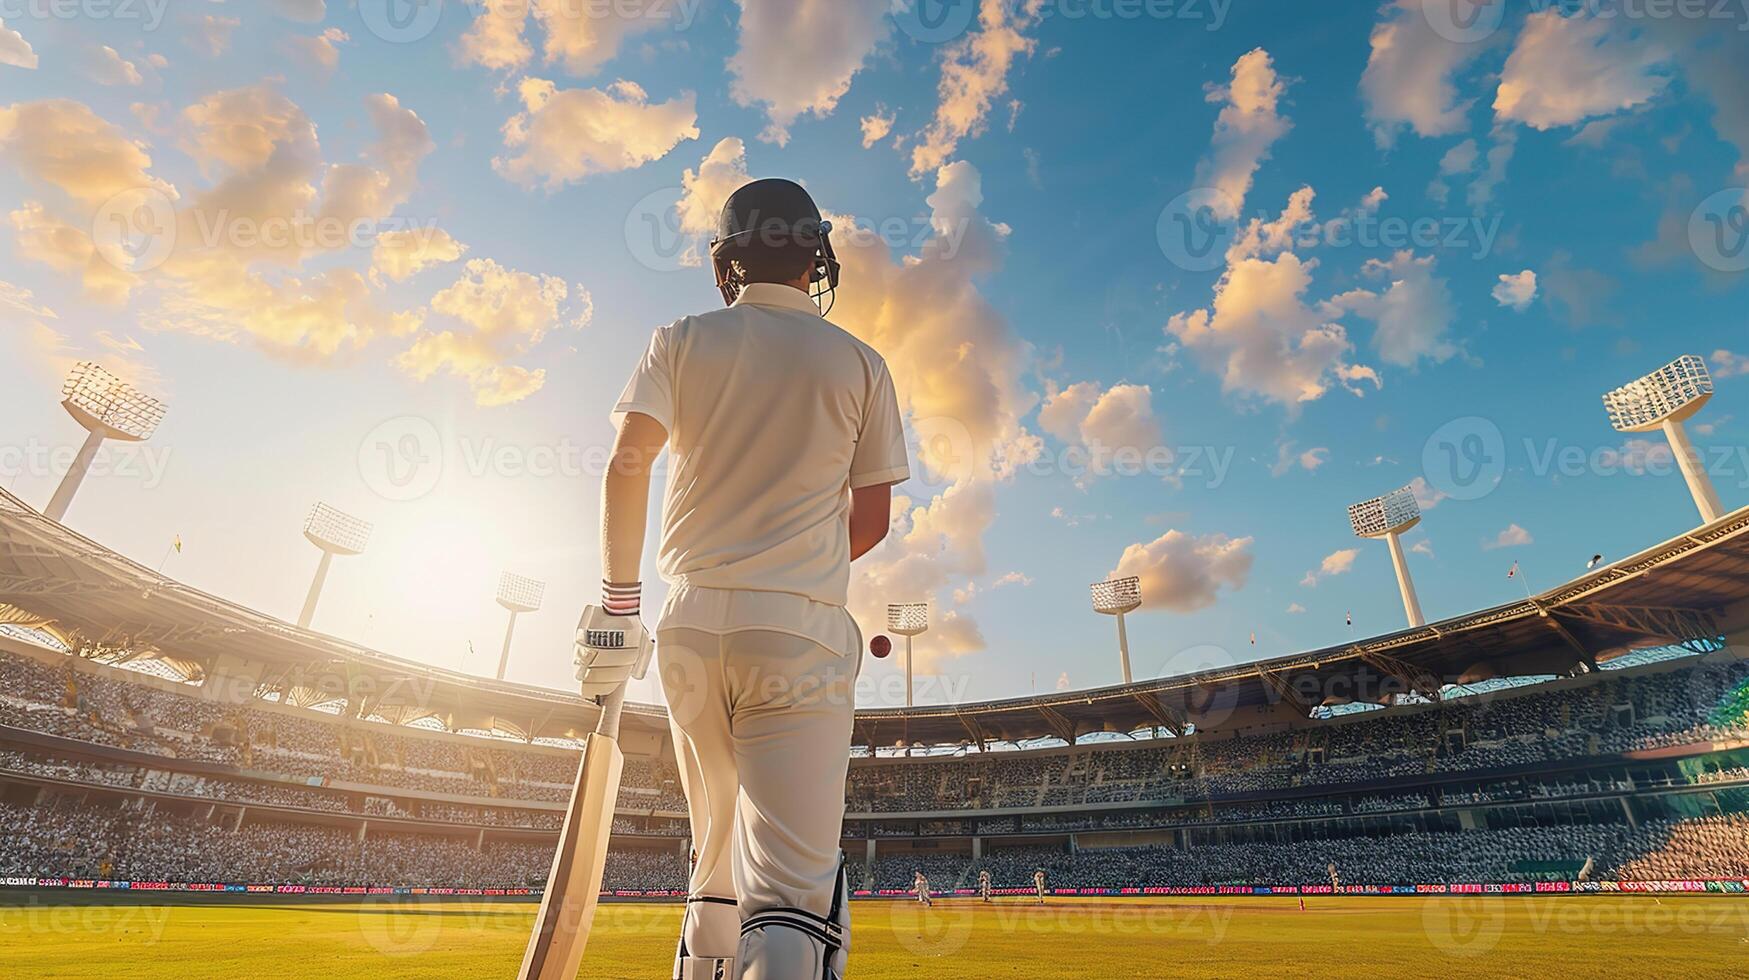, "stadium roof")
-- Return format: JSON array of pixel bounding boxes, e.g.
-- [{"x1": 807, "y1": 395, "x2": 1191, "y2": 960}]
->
[{"x1": 1, "y1": 488, "x2": 1745, "y2": 749}]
